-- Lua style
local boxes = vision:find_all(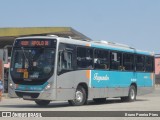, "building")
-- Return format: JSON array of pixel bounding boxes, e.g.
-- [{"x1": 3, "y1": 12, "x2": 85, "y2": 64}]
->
[
  {"x1": 155, "y1": 54, "x2": 160, "y2": 85},
  {"x1": 155, "y1": 55, "x2": 160, "y2": 75},
  {"x1": 0, "y1": 27, "x2": 91, "y2": 55}
]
